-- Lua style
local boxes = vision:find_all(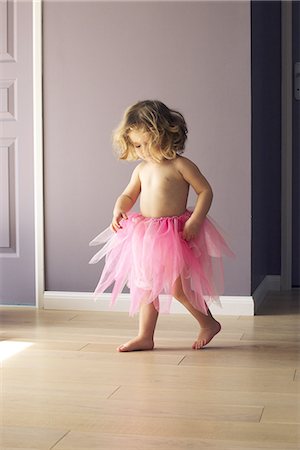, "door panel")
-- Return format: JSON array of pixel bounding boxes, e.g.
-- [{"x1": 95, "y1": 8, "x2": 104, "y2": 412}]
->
[
  {"x1": 0, "y1": 0, "x2": 35, "y2": 305},
  {"x1": 292, "y1": 2, "x2": 300, "y2": 287}
]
